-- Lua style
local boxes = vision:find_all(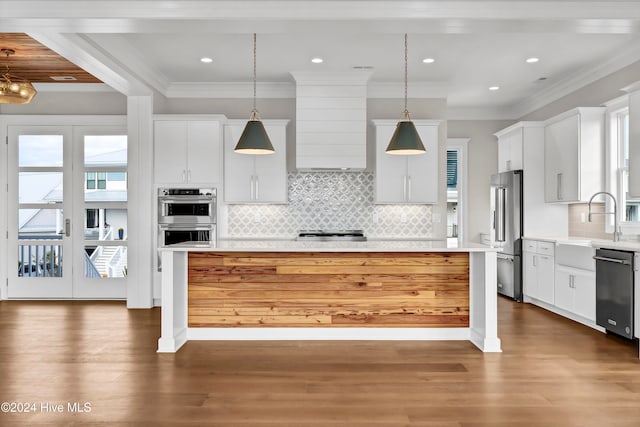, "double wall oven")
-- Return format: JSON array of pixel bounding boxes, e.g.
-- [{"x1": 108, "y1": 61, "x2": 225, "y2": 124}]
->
[{"x1": 158, "y1": 188, "x2": 217, "y2": 247}]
